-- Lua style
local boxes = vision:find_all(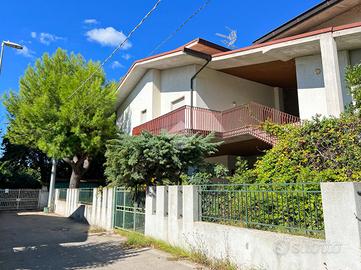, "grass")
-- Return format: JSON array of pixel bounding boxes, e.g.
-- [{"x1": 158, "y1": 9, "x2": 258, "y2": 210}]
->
[{"x1": 115, "y1": 228, "x2": 237, "y2": 270}]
